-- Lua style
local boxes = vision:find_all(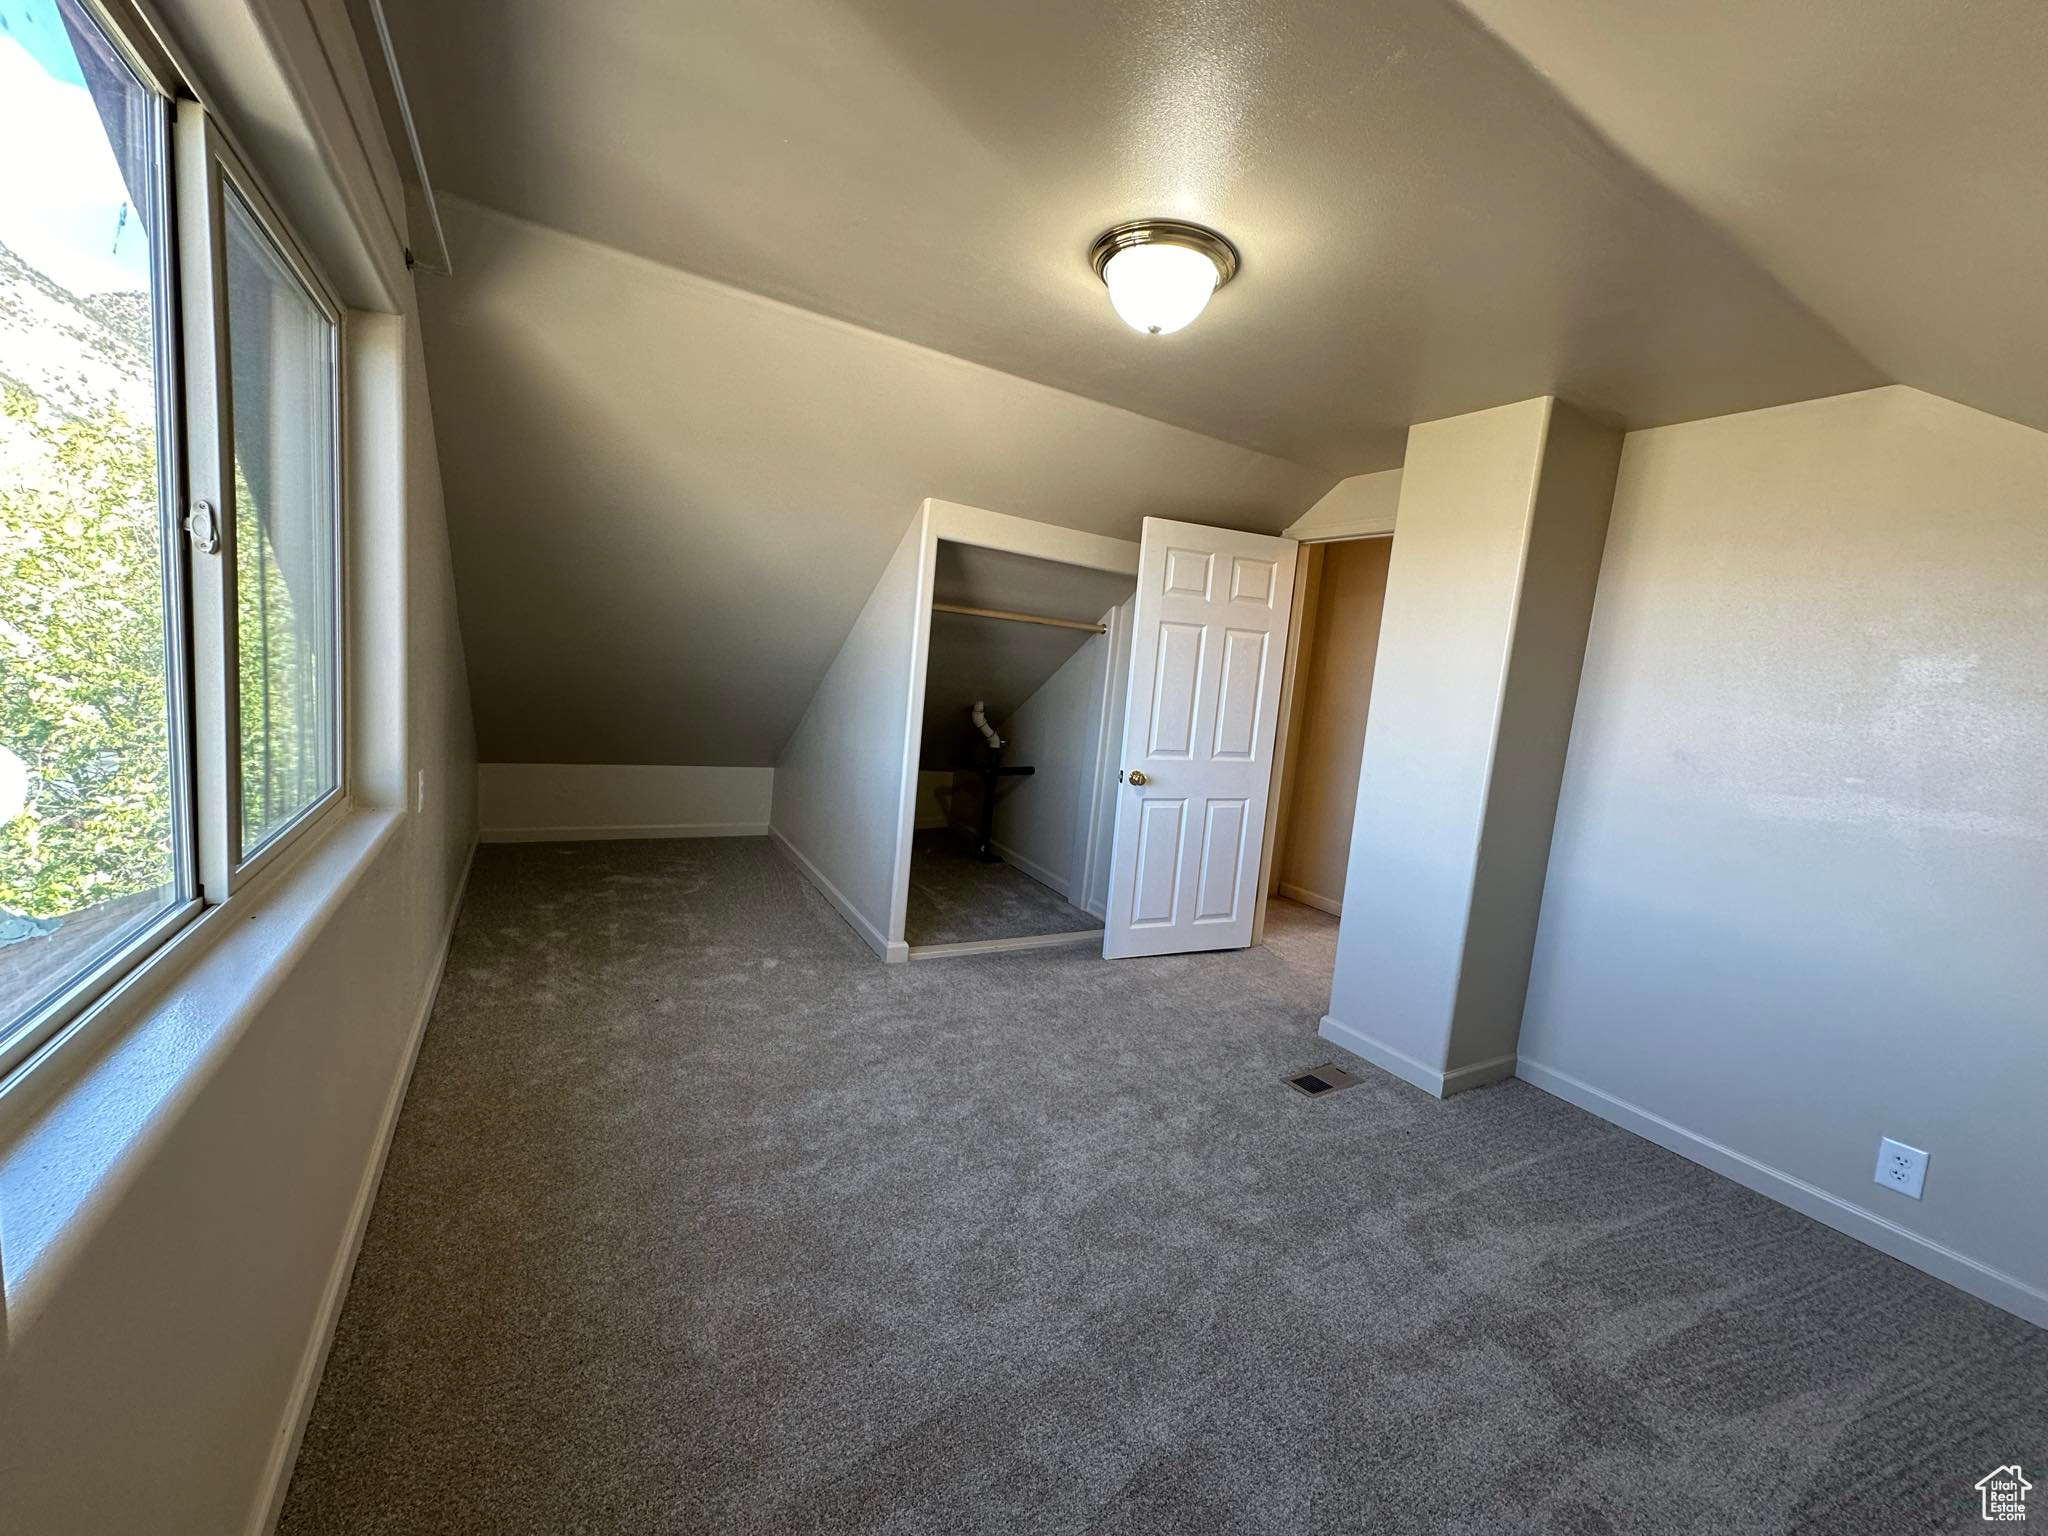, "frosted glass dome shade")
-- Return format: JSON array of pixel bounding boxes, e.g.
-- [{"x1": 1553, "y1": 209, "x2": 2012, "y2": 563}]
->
[{"x1": 1102, "y1": 241, "x2": 1224, "y2": 335}]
